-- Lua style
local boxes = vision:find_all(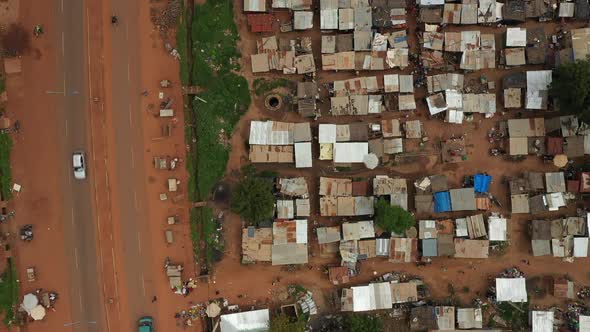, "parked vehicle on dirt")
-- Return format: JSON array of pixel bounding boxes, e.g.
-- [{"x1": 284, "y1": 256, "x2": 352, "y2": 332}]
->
[
  {"x1": 72, "y1": 151, "x2": 86, "y2": 180},
  {"x1": 138, "y1": 316, "x2": 154, "y2": 332}
]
